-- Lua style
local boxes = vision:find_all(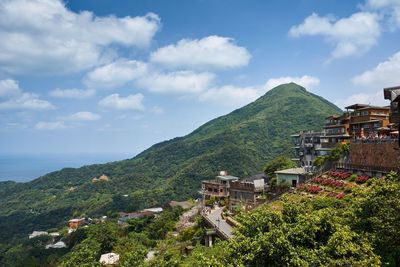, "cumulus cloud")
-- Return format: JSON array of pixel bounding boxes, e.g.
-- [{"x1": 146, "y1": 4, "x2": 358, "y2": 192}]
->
[
  {"x1": 84, "y1": 60, "x2": 148, "y2": 89},
  {"x1": 136, "y1": 71, "x2": 215, "y2": 94},
  {"x1": 150, "y1": 35, "x2": 251, "y2": 70},
  {"x1": 199, "y1": 85, "x2": 262, "y2": 107},
  {"x1": 335, "y1": 90, "x2": 387, "y2": 109},
  {"x1": 0, "y1": 79, "x2": 21, "y2": 97},
  {"x1": 35, "y1": 121, "x2": 66, "y2": 130},
  {"x1": 366, "y1": 0, "x2": 400, "y2": 30},
  {"x1": 61, "y1": 111, "x2": 101, "y2": 121},
  {"x1": 352, "y1": 51, "x2": 400, "y2": 88},
  {"x1": 49, "y1": 88, "x2": 95, "y2": 99},
  {"x1": 289, "y1": 12, "x2": 381, "y2": 59},
  {"x1": 0, "y1": 0, "x2": 160, "y2": 75},
  {"x1": 265, "y1": 75, "x2": 320, "y2": 90},
  {"x1": 98, "y1": 93, "x2": 145, "y2": 111},
  {"x1": 0, "y1": 79, "x2": 54, "y2": 110},
  {"x1": 199, "y1": 75, "x2": 320, "y2": 108}
]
